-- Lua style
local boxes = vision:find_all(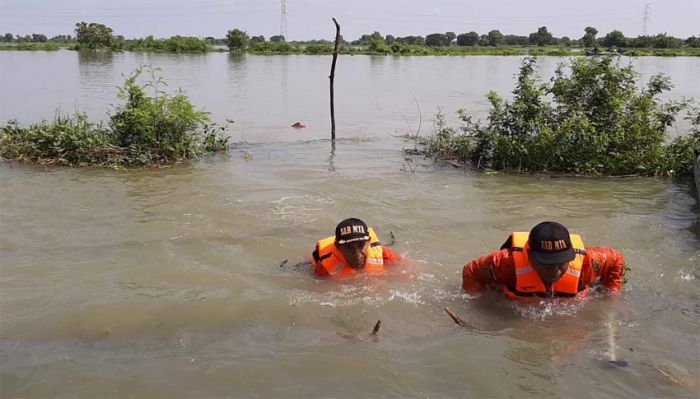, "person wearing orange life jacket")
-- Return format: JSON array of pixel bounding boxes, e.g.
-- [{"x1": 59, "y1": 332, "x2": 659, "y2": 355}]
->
[
  {"x1": 311, "y1": 218, "x2": 402, "y2": 277},
  {"x1": 462, "y1": 221, "x2": 626, "y2": 298}
]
